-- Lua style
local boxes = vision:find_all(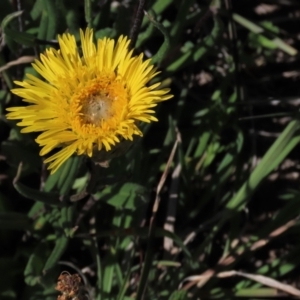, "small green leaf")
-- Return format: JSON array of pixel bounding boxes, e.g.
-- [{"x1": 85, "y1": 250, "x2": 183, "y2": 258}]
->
[
  {"x1": 37, "y1": 0, "x2": 57, "y2": 41},
  {"x1": 95, "y1": 28, "x2": 116, "y2": 39},
  {"x1": 1, "y1": 11, "x2": 36, "y2": 47},
  {"x1": 102, "y1": 247, "x2": 116, "y2": 294},
  {"x1": 59, "y1": 205, "x2": 75, "y2": 237},
  {"x1": 14, "y1": 181, "x2": 61, "y2": 207},
  {"x1": 4, "y1": 28, "x2": 36, "y2": 47},
  {"x1": 84, "y1": 0, "x2": 93, "y2": 28},
  {"x1": 1, "y1": 10, "x2": 23, "y2": 29},
  {"x1": 93, "y1": 182, "x2": 148, "y2": 209},
  {"x1": 169, "y1": 290, "x2": 188, "y2": 300},
  {"x1": 226, "y1": 119, "x2": 300, "y2": 211},
  {"x1": 145, "y1": 11, "x2": 170, "y2": 65},
  {"x1": 43, "y1": 235, "x2": 68, "y2": 271},
  {"x1": 233, "y1": 13, "x2": 297, "y2": 55},
  {"x1": 44, "y1": 156, "x2": 83, "y2": 196},
  {"x1": 24, "y1": 242, "x2": 49, "y2": 286}
]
